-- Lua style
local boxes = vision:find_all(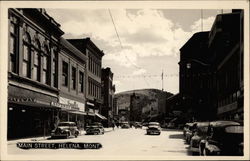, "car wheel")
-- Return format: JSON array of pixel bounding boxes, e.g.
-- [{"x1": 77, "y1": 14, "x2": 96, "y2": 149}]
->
[{"x1": 75, "y1": 133, "x2": 78, "y2": 138}]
